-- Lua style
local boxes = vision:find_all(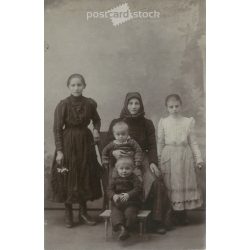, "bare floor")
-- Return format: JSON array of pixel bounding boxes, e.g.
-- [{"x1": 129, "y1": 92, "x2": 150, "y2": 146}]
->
[{"x1": 45, "y1": 210, "x2": 205, "y2": 250}]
